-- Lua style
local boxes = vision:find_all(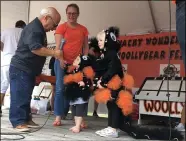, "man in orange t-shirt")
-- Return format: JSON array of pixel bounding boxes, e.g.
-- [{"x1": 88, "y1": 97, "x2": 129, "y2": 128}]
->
[{"x1": 53, "y1": 3, "x2": 89, "y2": 127}]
